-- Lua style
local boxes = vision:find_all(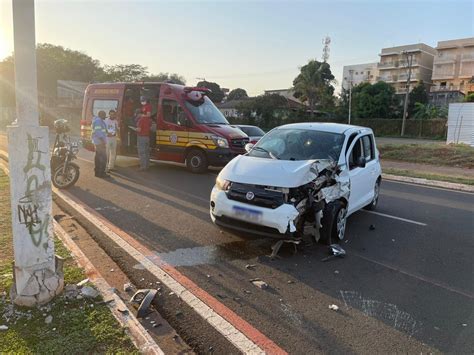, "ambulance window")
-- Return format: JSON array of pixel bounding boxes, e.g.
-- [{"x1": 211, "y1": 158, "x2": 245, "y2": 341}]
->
[
  {"x1": 162, "y1": 99, "x2": 185, "y2": 125},
  {"x1": 92, "y1": 99, "x2": 118, "y2": 116}
]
